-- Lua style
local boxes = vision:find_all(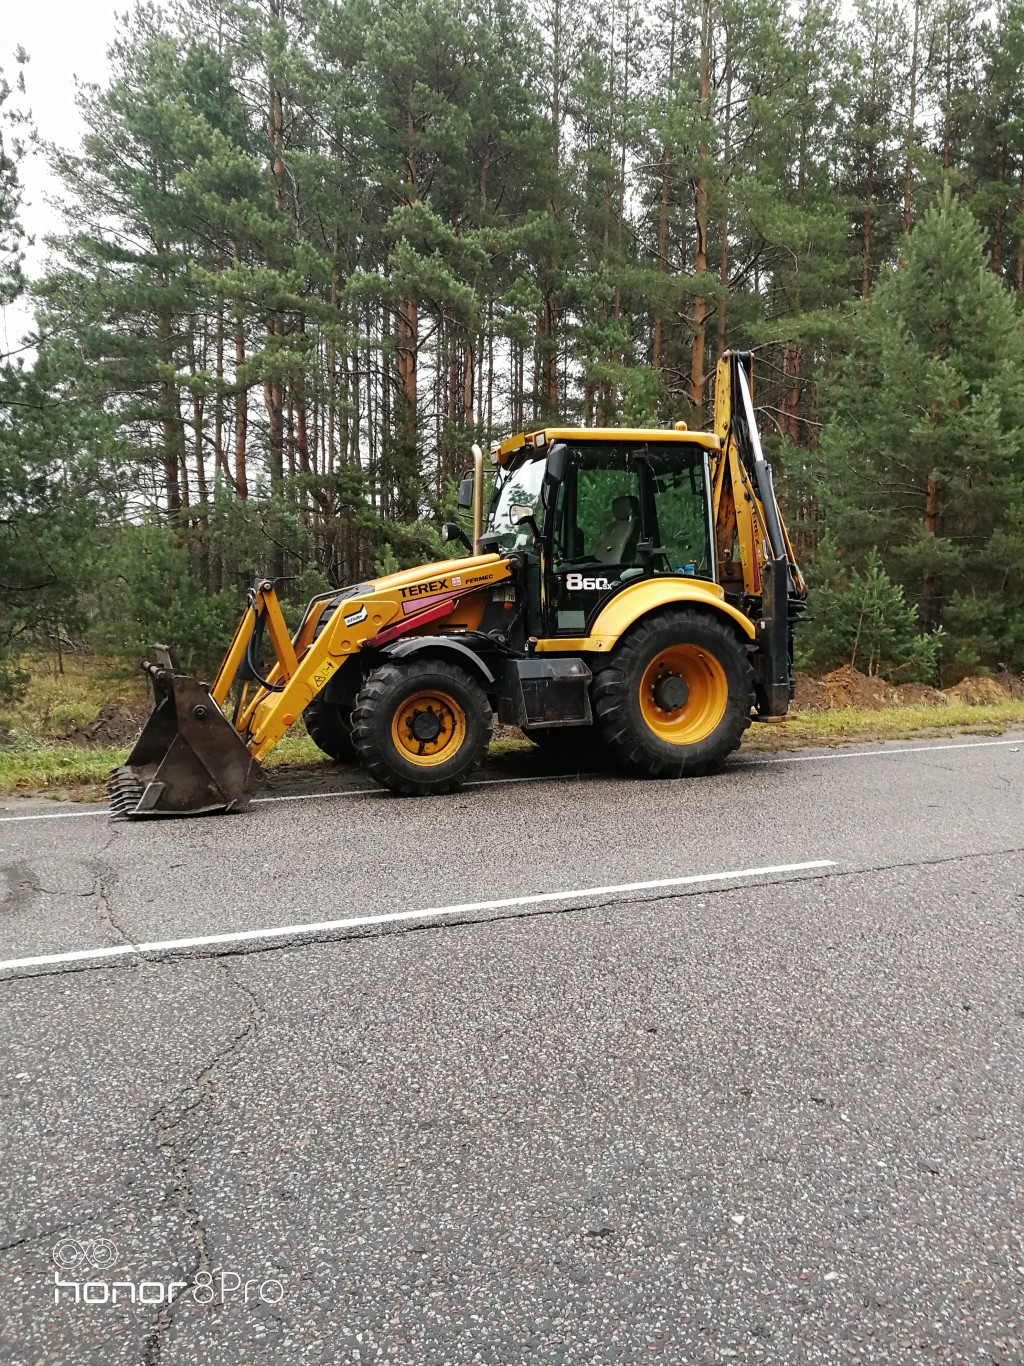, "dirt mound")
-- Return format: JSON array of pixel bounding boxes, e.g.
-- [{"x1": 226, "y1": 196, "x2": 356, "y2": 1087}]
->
[
  {"x1": 996, "y1": 670, "x2": 1024, "y2": 700},
  {"x1": 943, "y1": 674, "x2": 1022, "y2": 706},
  {"x1": 820, "y1": 665, "x2": 898, "y2": 710},
  {"x1": 892, "y1": 682, "x2": 949, "y2": 707},
  {"x1": 69, "y1": 703, "x2": 146, "y2": 748},
  {"x1": 792, "y1": 673, "x2": 830, "y2": 712}
]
